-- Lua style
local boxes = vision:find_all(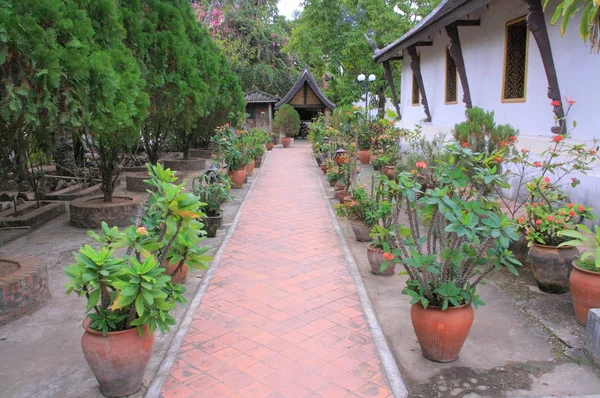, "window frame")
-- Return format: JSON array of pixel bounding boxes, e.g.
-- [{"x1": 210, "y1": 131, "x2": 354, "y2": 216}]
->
[
  {"x1": 411, "y1": 53, "x2": 421, "y2": 106},
  {"x1": 501, "y1": 16, "x2": 529, "y2": 103},
  {"x1": 445, "y1": 46, "x2": 458, "y2": 105}
]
